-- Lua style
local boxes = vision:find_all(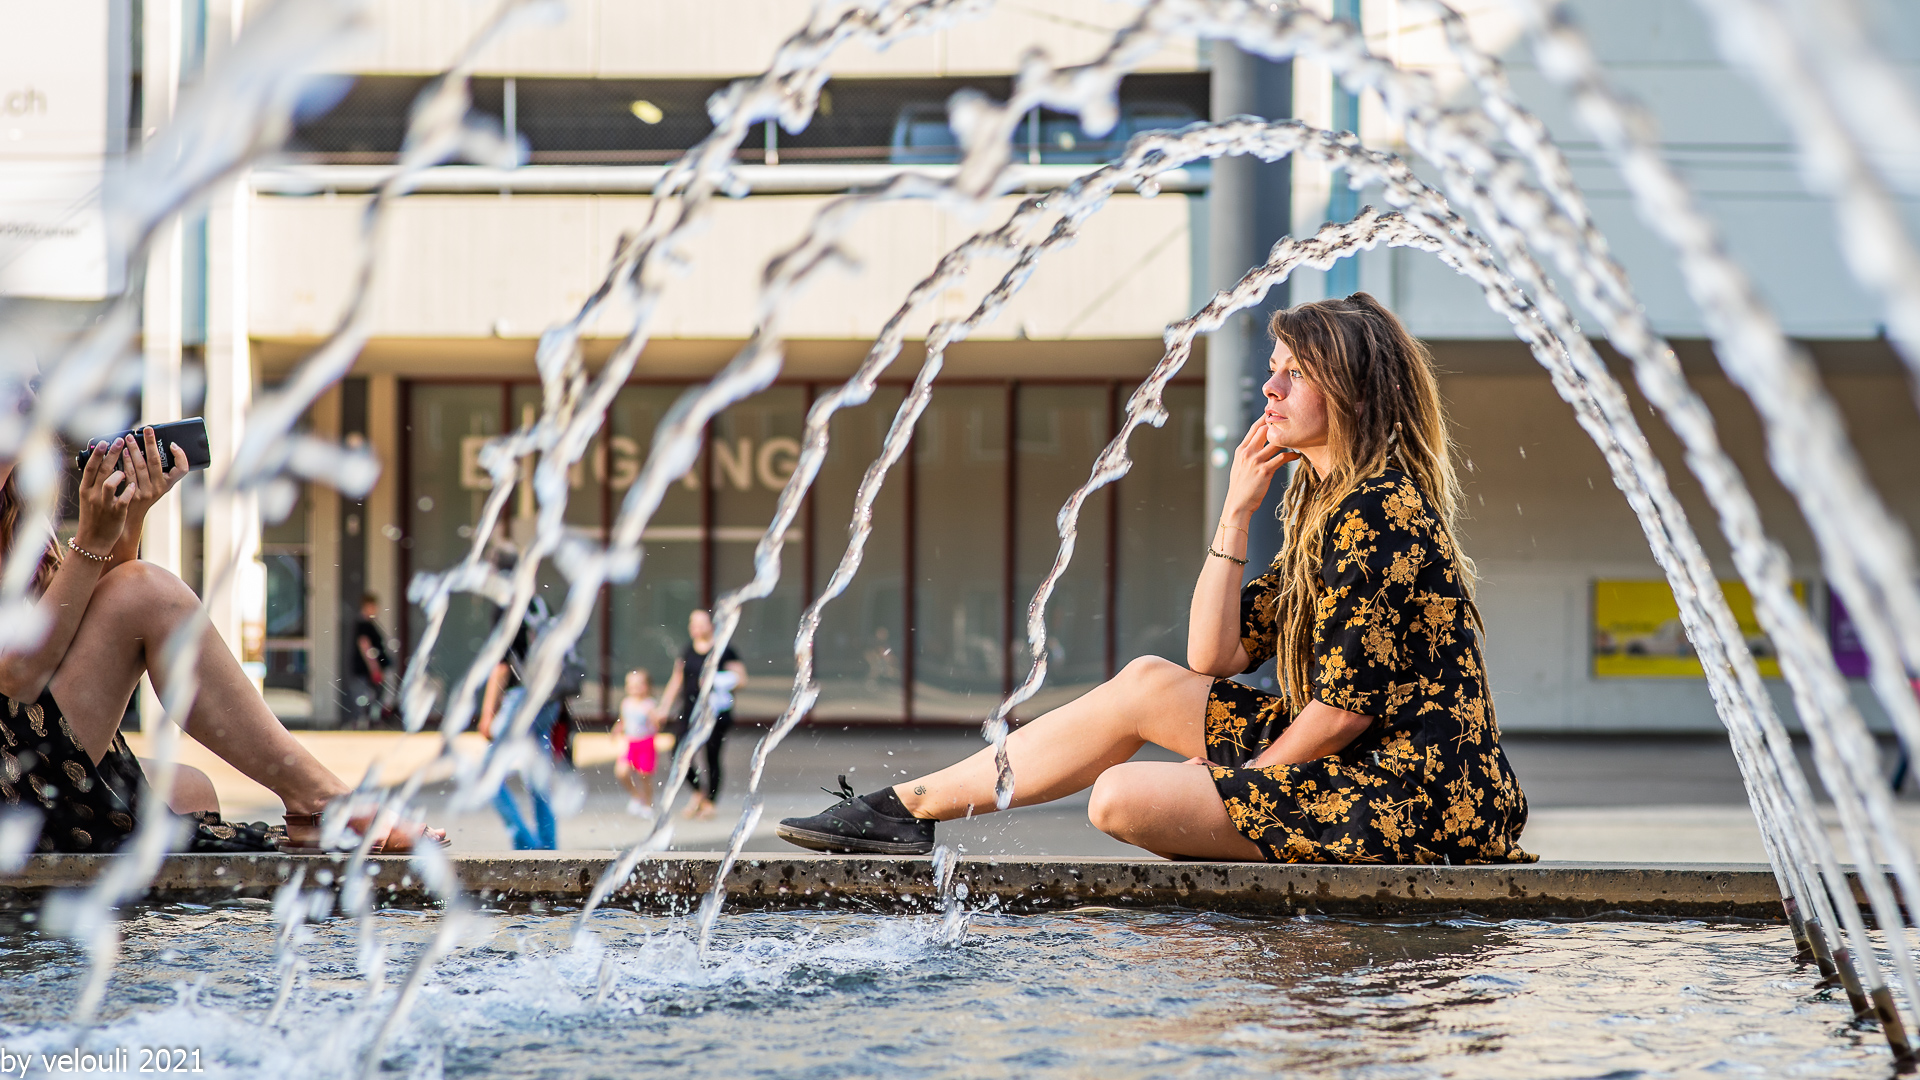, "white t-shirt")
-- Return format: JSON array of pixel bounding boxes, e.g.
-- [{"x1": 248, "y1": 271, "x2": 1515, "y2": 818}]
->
[
  {"x1": 620, "y1": 695, "x2": 656, "y2": 740},
  {"x1": 712, "y1": 670, "x2": 740, "y2": 711}
]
